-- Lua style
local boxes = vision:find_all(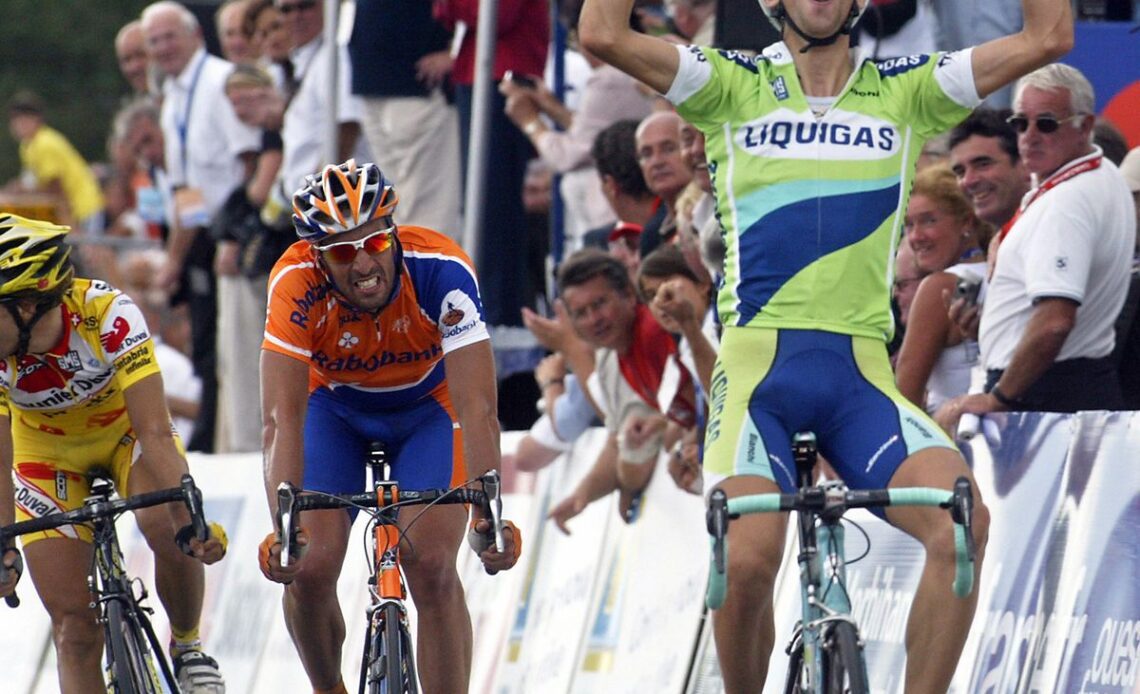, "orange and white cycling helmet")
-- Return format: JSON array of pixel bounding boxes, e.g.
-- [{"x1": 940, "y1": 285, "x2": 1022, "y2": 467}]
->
[{"x1": 292, "y1": 159, "x2": 398, "y2": 242}]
